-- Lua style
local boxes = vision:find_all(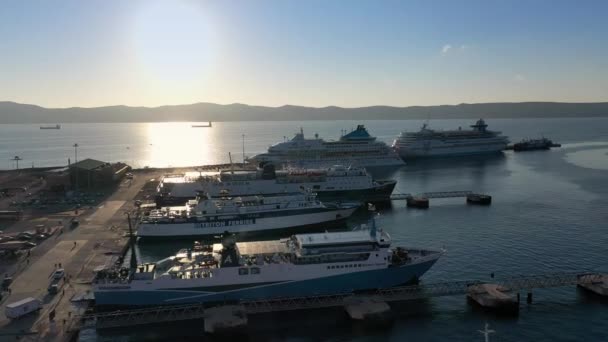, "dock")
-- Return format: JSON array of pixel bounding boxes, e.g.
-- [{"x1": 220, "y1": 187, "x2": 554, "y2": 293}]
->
[
  {"x1": 390, "y1": 191, "x2": 492, "y2": 208},
  {"x1": 70, "y1": 272, "x2": 606, "y2": 331}
]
